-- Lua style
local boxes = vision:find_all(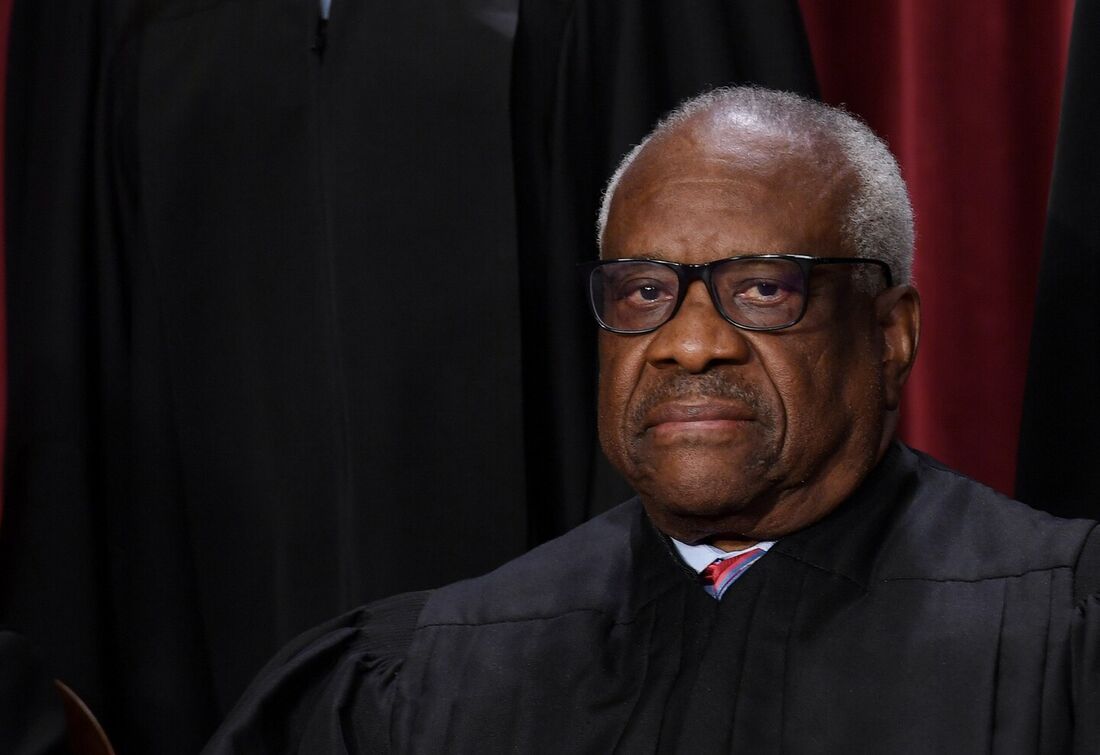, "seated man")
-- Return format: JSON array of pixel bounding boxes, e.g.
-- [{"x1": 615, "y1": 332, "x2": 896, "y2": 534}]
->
[{"x1": 204, "y1": 87, "x2": 1100, "y2": 753}]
